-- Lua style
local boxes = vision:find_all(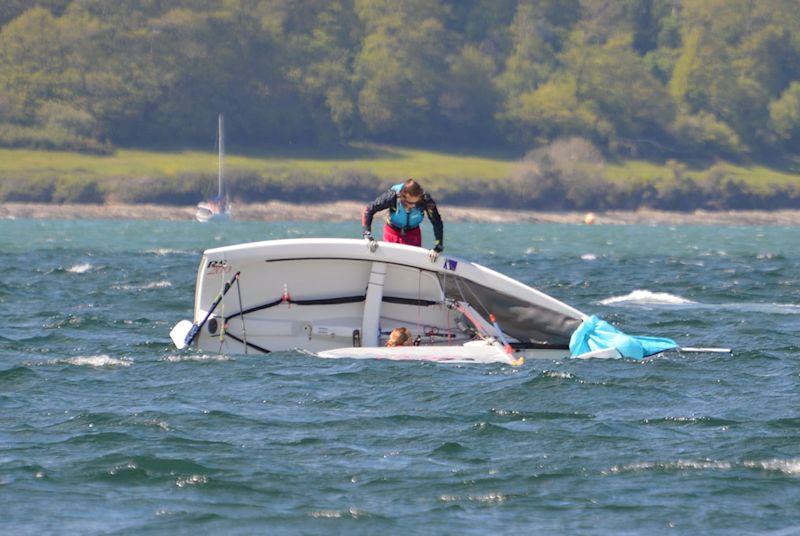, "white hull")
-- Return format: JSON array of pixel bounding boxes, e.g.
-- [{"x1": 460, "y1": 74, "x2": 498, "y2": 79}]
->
[
  {"x1": 175, "y1": 238, "x2": 586, "y2": 363},
  {"x1": 195, "y1": 202, "x2": 231, "y2": 222}
]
